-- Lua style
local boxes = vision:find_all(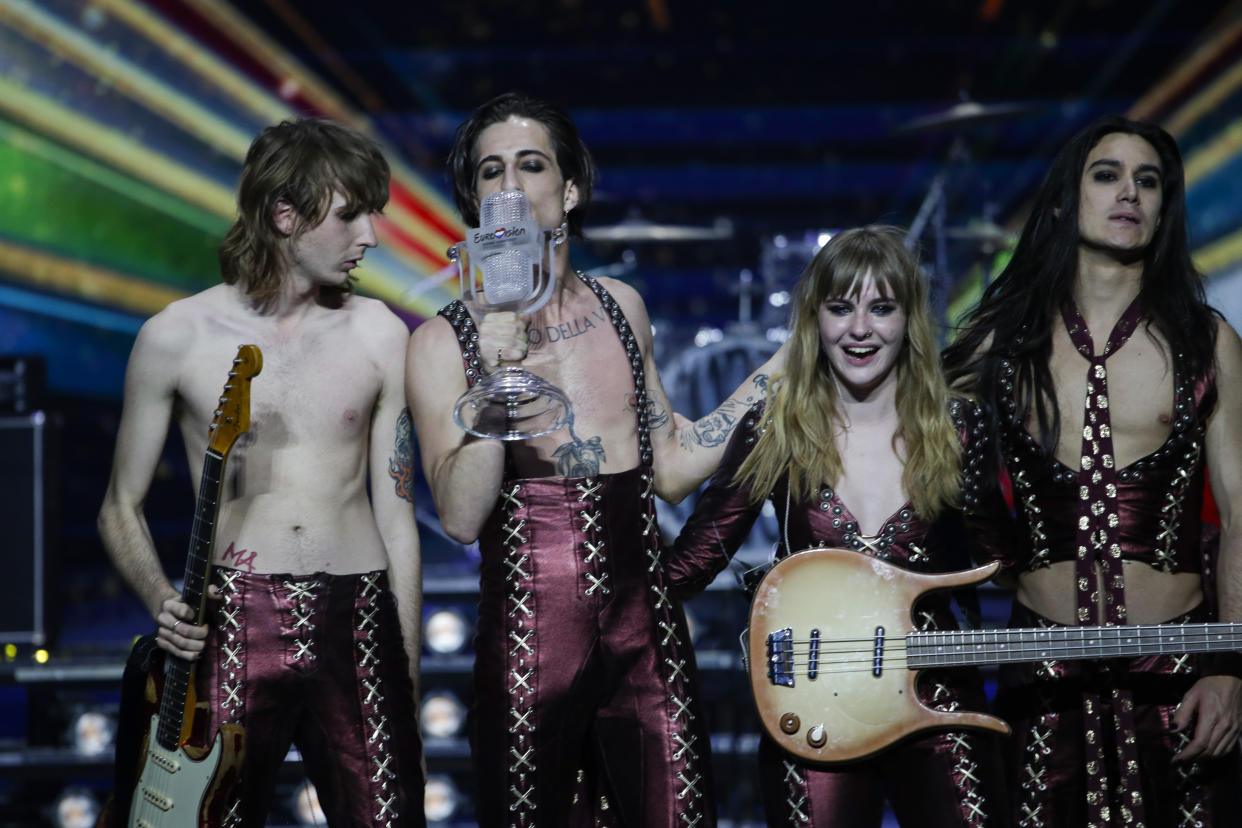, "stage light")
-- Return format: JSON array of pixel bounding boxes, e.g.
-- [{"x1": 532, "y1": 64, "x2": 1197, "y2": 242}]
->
[
  {"x1": 3, "y1": 643, "x2": 15, "y2": 660},
  {"x1": 768, "y1": 290, "x2": 790, "y2": 308},
  {"x1": 34, "y1": 648, "x2": 49, "y2": 664},
  {"x1": 52, "y1": 788, "x2": 99, "y2": 828},
  {"x1": 291, "y1": 779, "x2": 326, "y2": 826},
  {"x1": 424, "y1": 774, "x2": 460, "y2": 823},
  {"x1": 70, "y1": 709, "x2": 115, "y2": 755},
  {"x1": 816, "y1": 231, "x2": 834, "y2": 250},
  {"x1": 694, "y1": 327, "x2": 724, "y2": 347},
  {"x1": 421, "y1": 691, "x2": 466, "y2": 739},
  {"x1": 424, "y1": 608, "x2": 470, "y2": 655}
]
